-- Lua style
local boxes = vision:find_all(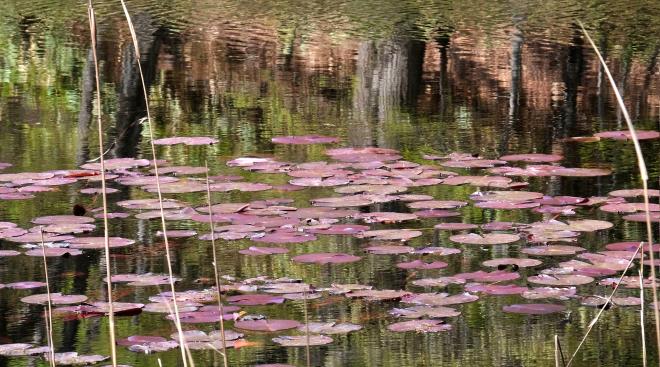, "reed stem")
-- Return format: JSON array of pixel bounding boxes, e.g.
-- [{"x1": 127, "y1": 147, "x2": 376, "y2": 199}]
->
[
  {"x1": 39, "y1": 229, "x2": 56, "y2": 367},
  {"x1": 118, "y1": 1, "x2": 189, "y2": 365},
  {"x1": 86, "y1": 2, "x2": 117, "y2": 366},
  {"x1": 578, "y1": 21, "x2": 660, "y2": 367},
  {"x1": 204, "y1": 161, "x2": 229, "y2": 367}
]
